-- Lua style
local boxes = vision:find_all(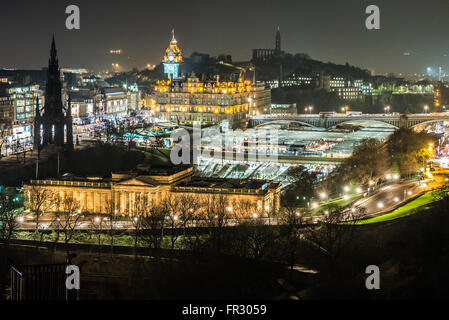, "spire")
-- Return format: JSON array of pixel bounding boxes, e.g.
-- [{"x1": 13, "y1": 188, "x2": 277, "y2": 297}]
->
[
  {"x1": 171, "y1": 29, "x2": 177, "y2": 44},
  {"x1": 275, "y1": 27, "x2": 281, "y2": 53},
  {"x1": 49, "y1": 34, "x2": 58, "y2": 67}
]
